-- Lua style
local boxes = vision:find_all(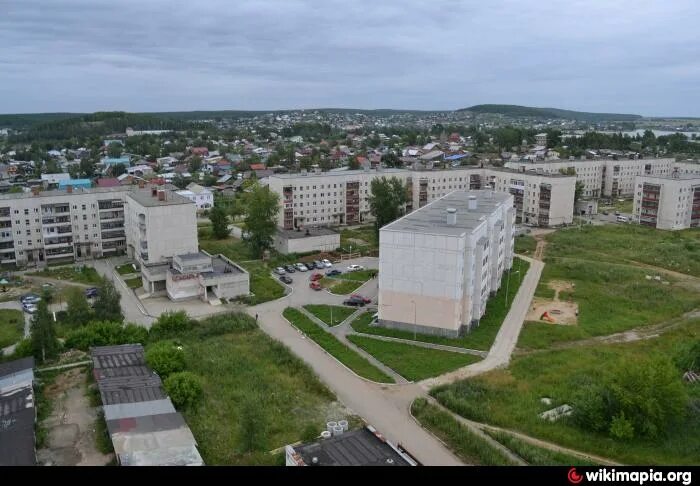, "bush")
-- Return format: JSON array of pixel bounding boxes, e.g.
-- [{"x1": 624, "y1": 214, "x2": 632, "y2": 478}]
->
[
  {"x1": 674, "y1": 339, "x2": 700, "y2": 372},
  {"x1": 610, "y1": 413, "x2": 635, "y2": 441},
  {"x1": 10, "y1": 338, "x2": 33, "y2": 359},
  {"x1": 146, "y1": 340, "x2": 186, "y2": 378},
  {"x1": 64, "y1": 321, "x2": 148, "y2": 351},
  {"x1": 149, "y1": 311, "x2": 195, "y2": 341},
  {"x1": 164, "y1": 371, "x2": 202, "y2": 409}
]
